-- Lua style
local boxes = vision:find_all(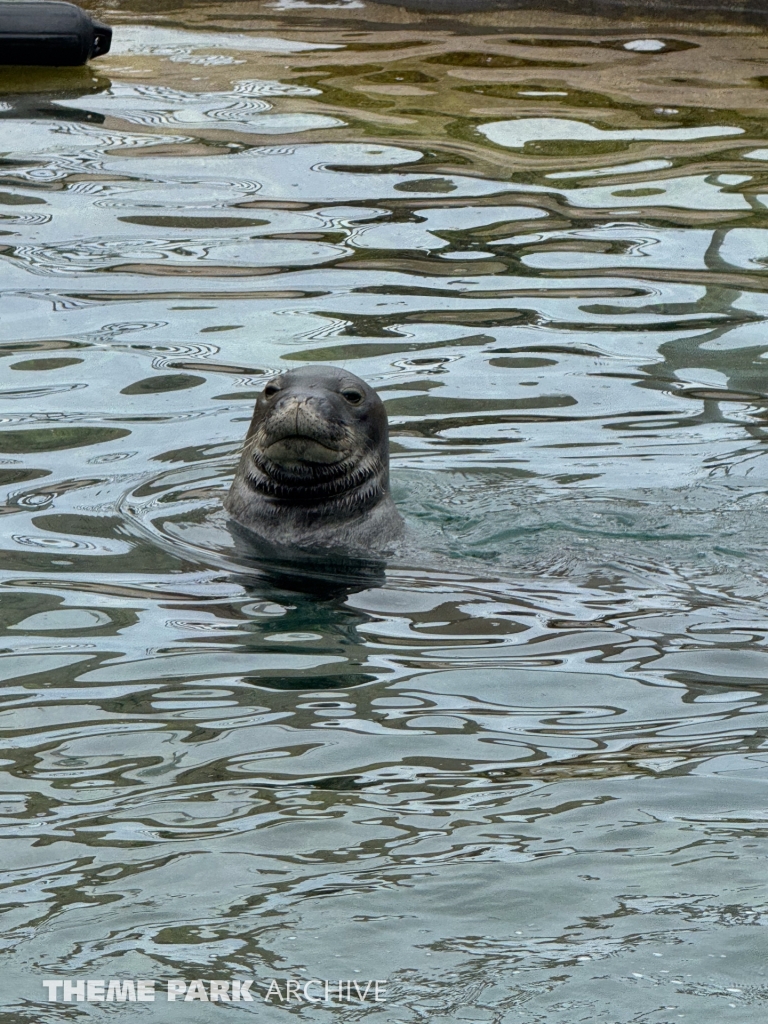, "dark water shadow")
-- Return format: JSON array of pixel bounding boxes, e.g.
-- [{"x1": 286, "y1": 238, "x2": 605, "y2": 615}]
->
[
  {"x1": 227, "y1": 520, "x2": 387, "y2": 599},
  {"x1": 226, "y1": 521, "x2": 388, "y2": 690}
]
